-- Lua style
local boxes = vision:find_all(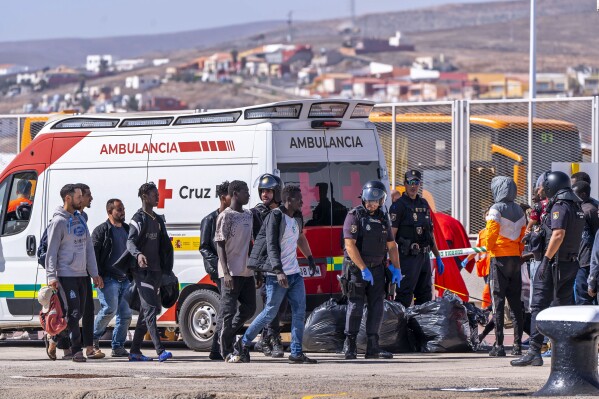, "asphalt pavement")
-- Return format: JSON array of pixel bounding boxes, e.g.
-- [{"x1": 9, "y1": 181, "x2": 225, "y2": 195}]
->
[{"x1": 0, "y1": 341, "x2": 562, "y2": 399}]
